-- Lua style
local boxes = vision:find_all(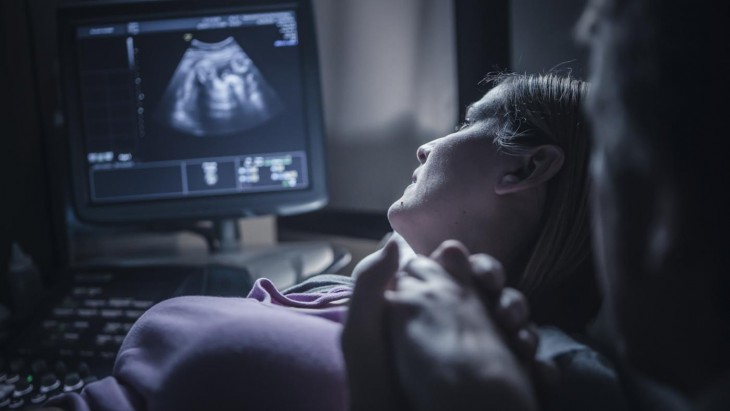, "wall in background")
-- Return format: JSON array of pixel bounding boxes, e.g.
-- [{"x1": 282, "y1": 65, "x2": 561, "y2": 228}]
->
[
  {"x1": 312, "y1": 0, "x2": 458, "y2": 212},
  {"x1": 510, "y1": 0, "x2": 588, "y2": 79},
  {"x1": 313, "y1": 0, "x2": 589, "y2": 214}
]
